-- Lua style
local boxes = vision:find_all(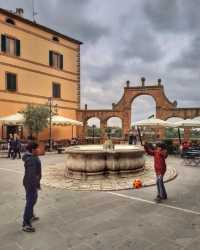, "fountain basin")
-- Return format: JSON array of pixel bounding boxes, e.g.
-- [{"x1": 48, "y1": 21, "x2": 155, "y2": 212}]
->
[{"x1": 65, "y1": 145, "x2": 145, "y2": 180}]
